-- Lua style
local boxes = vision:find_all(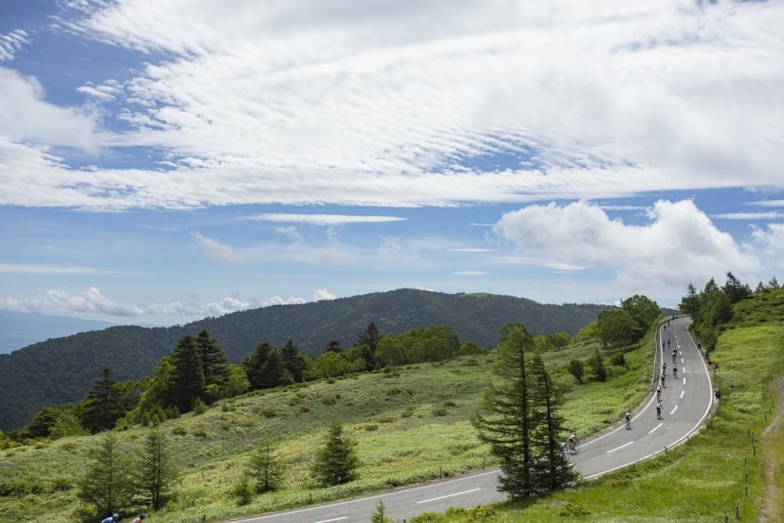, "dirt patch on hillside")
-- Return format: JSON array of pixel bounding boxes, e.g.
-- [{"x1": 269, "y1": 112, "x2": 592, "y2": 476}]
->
[{"x1": 759, "y1": 374, "x2": 784, "y2": 523}]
